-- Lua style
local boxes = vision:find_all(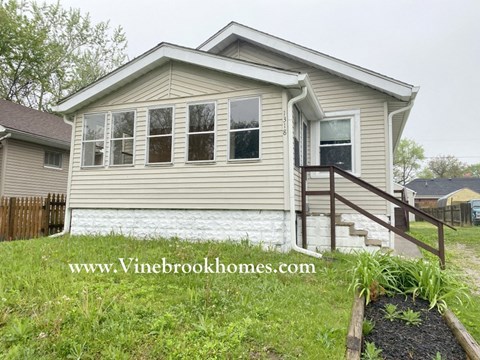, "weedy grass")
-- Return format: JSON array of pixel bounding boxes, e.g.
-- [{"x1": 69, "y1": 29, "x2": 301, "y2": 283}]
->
[
  {"x1": 0, "y1": 235, "x2": 354, "y2": 359},
  {"x1": 361, "y1": 341, "x2": 383, "y2": 360},
  {"x1": 408, "y1": 222, "x2": 480, "y2": 344}
]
